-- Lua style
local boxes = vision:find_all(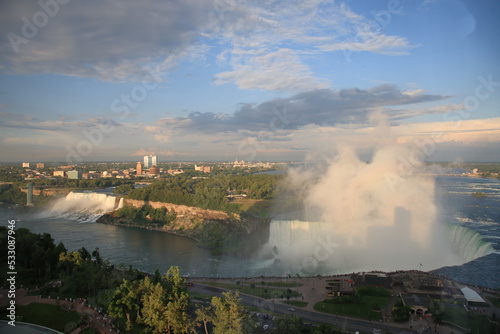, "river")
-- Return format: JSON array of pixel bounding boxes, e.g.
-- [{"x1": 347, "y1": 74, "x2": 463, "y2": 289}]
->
[{"x1": 0, "y1": 176, "x2": 499, "y2": 288}]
